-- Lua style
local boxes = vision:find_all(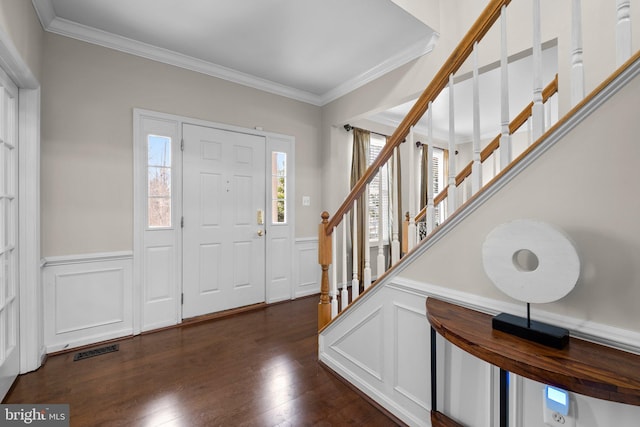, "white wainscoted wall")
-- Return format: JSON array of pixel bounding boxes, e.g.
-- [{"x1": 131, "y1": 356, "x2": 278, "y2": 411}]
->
[
  {"x1": 319, "y1": 277, "x2": 640, "y2": 427},
  {"x1": 42, "y1": 241, "x2": 317, "y2": 353},
  {"x1": 293, "y1": 238, "x2": 320, "y2": 298},
  {"x1": 42, "y1": 252, "x2": 133, "y2": 353}
]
